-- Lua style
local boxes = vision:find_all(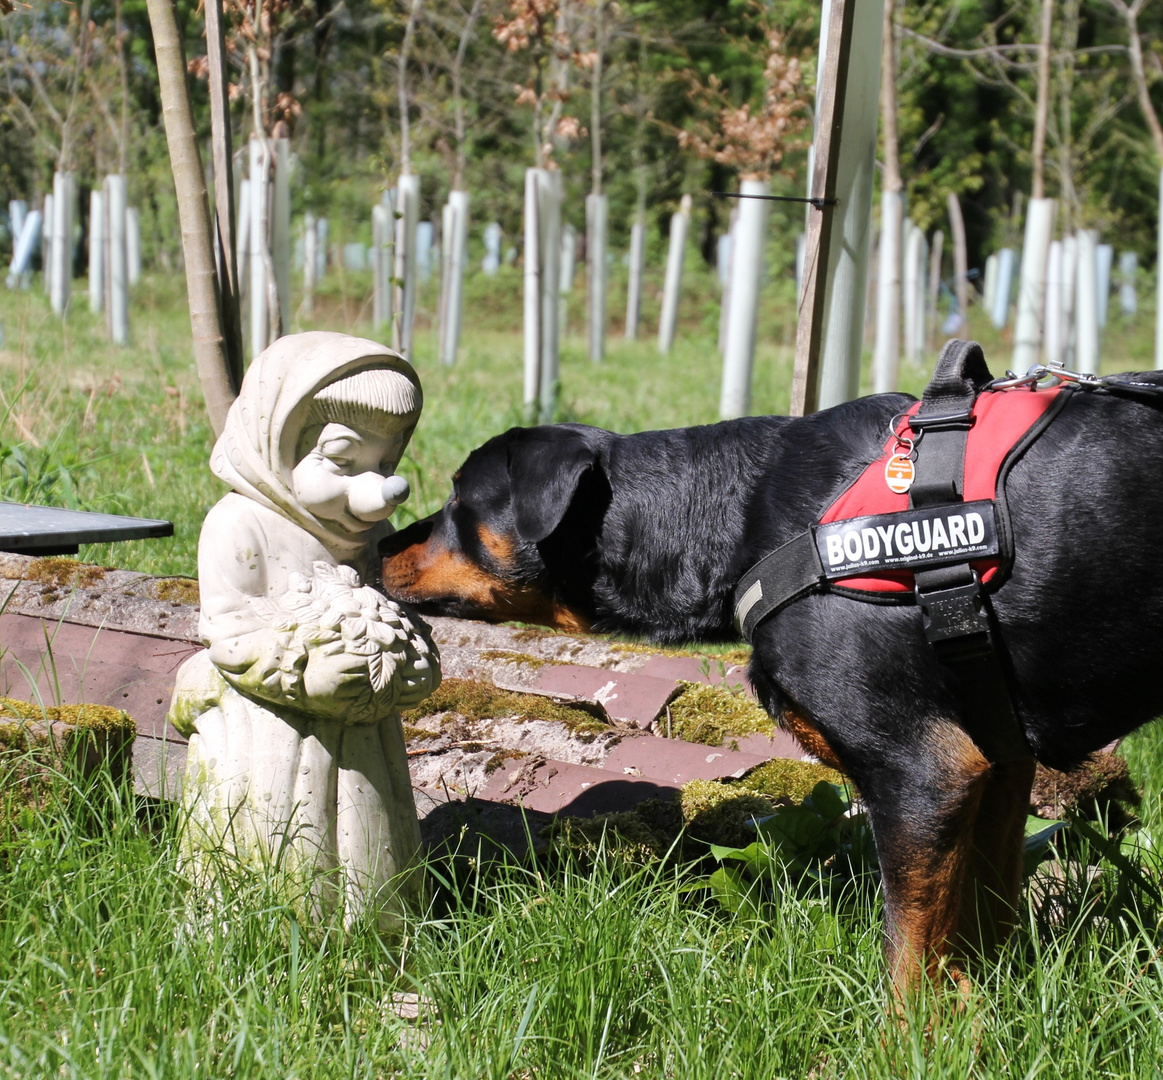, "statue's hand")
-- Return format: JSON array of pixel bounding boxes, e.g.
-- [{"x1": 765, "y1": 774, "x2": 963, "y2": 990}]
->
[{"x1": 301, "y1": 638, "x2": 372, "y2": 704}]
